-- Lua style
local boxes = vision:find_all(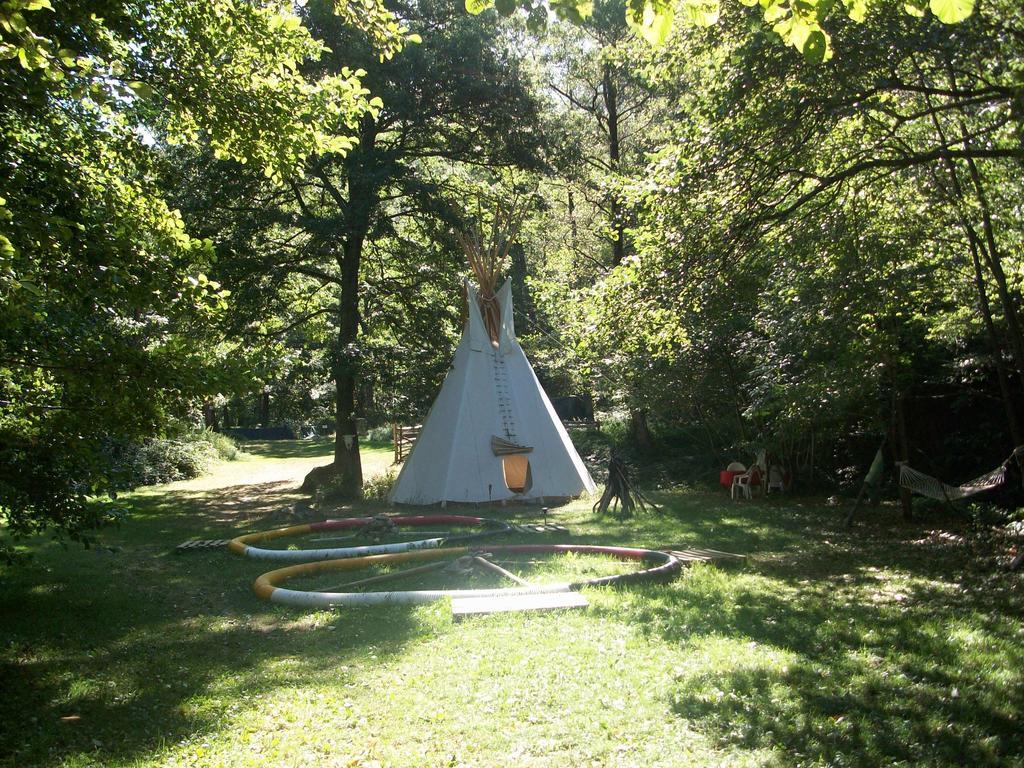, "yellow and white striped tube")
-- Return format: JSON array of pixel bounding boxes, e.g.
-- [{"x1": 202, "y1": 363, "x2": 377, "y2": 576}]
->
[{"x1": 253, "y1": 547, "x2": 571, "y2": 609}]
